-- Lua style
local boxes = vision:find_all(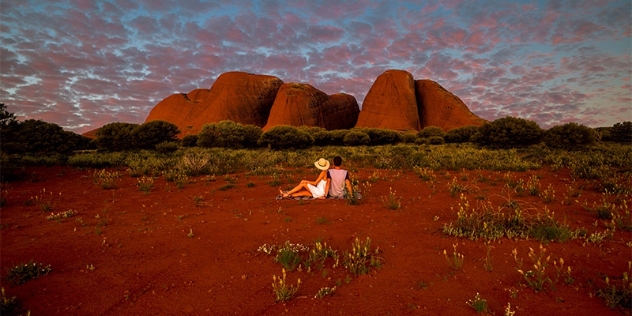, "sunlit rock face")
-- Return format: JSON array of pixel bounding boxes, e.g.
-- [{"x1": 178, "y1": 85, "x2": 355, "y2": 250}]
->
[
  {"x1": 415, "y1": 79, "x2": 486, "y2": 131},
  {"x1": 355, "y1": 69, "x2": 422, "y2": 131},
  {"x1": 139, "y1": 69, "x2": 484, "y2": 139},
  {"x1": 146, "y1": 71, "x2": 283, "y2": 136},
  {"x1": 145, "y1": 88, "x2": 211, "y2": 137},
  {"x1": 190, "y1": 72, "x2": 283, "y2": 130},
  {"x1": 263, "y1": 83, "x2": 359, "y2": 130},
  {"x1": 356, "y1": 69, "x2": 486, "y2": 131}
]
